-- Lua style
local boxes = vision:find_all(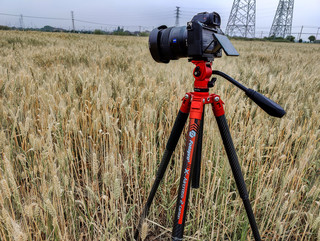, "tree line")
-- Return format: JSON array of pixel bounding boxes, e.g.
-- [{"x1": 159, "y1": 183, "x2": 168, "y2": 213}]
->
[{"x1": 0, "y1": 25, "x2": 150, "y2": 36}]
